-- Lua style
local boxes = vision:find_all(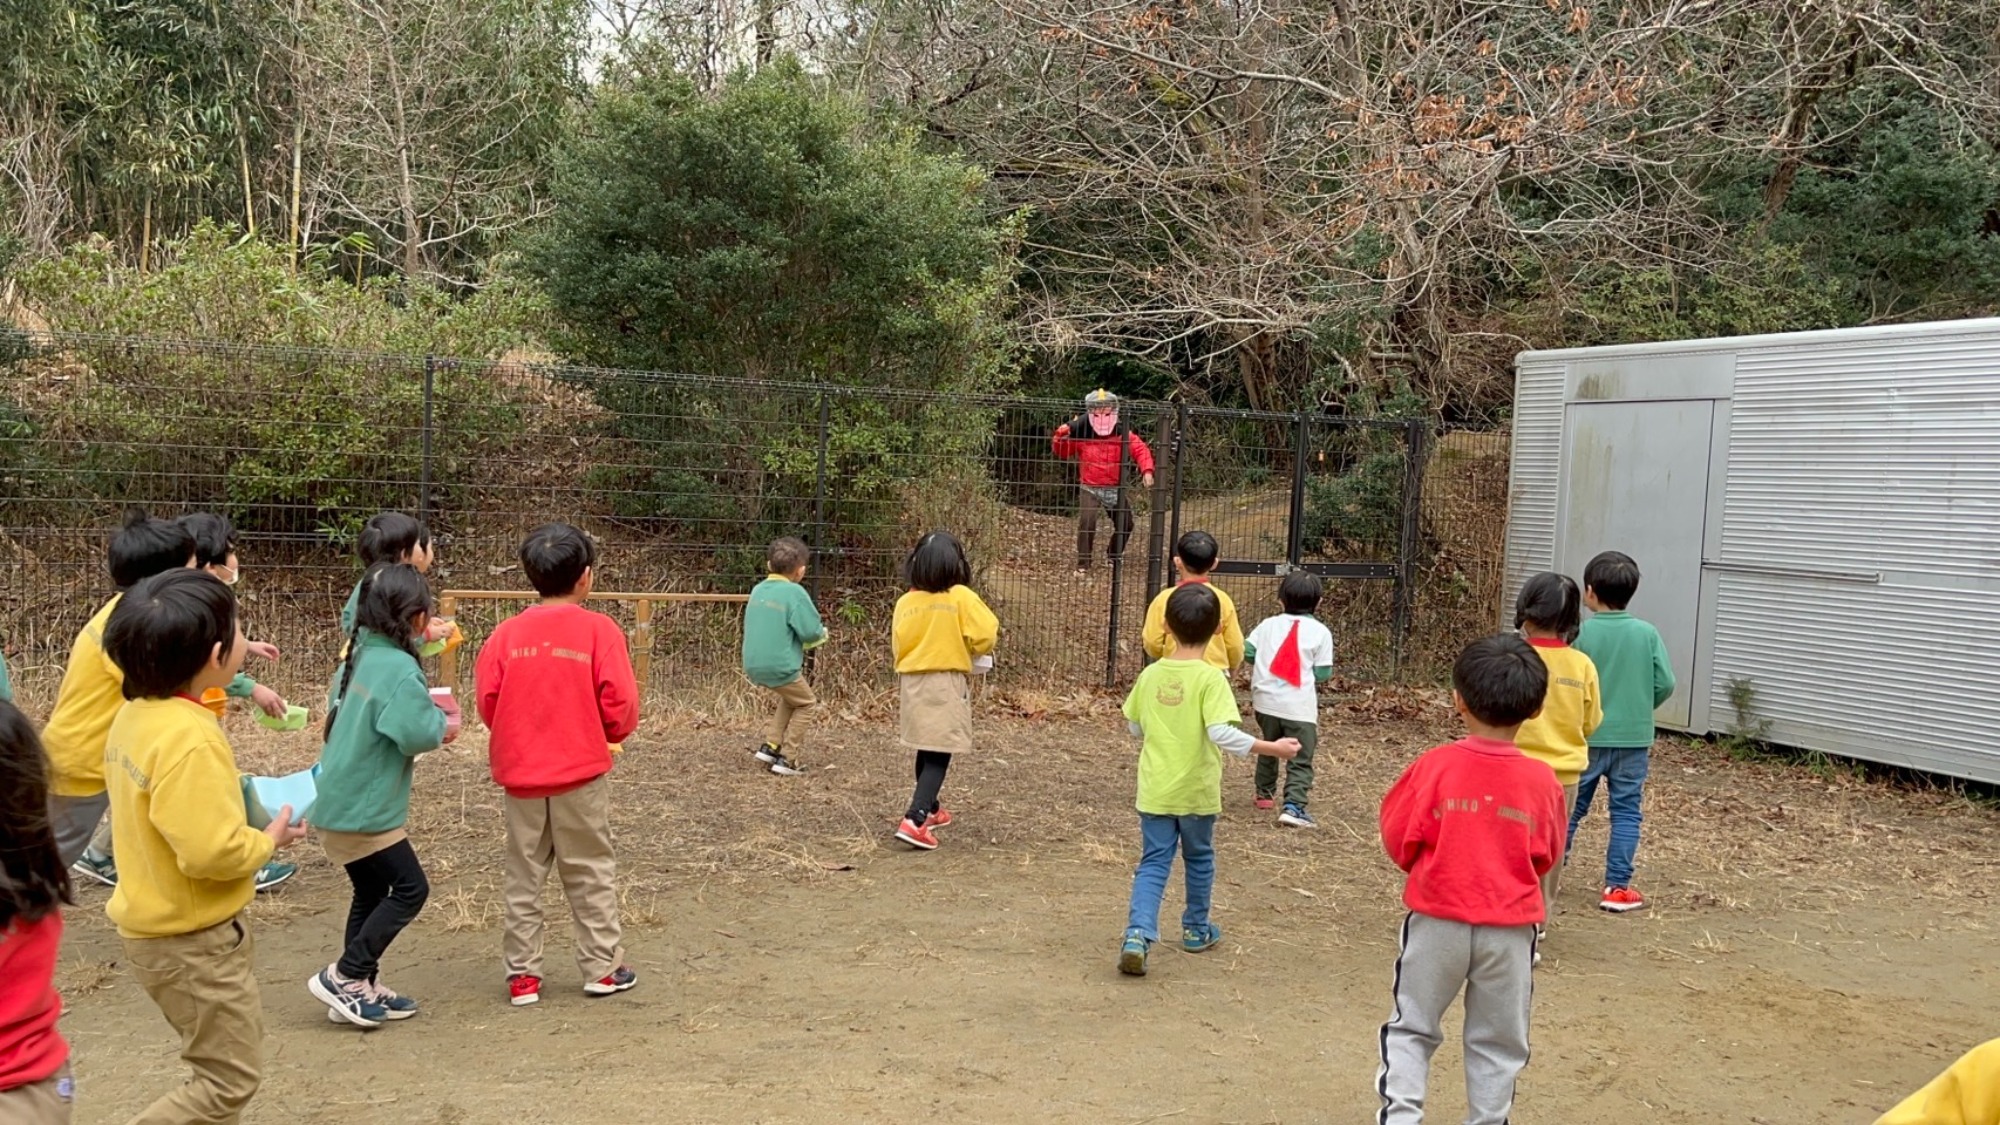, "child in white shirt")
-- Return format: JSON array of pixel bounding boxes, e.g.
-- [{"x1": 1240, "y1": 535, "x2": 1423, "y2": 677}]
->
[{"x1": 1244, "y1": 572, "x2": 1335, "y2": 828}]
